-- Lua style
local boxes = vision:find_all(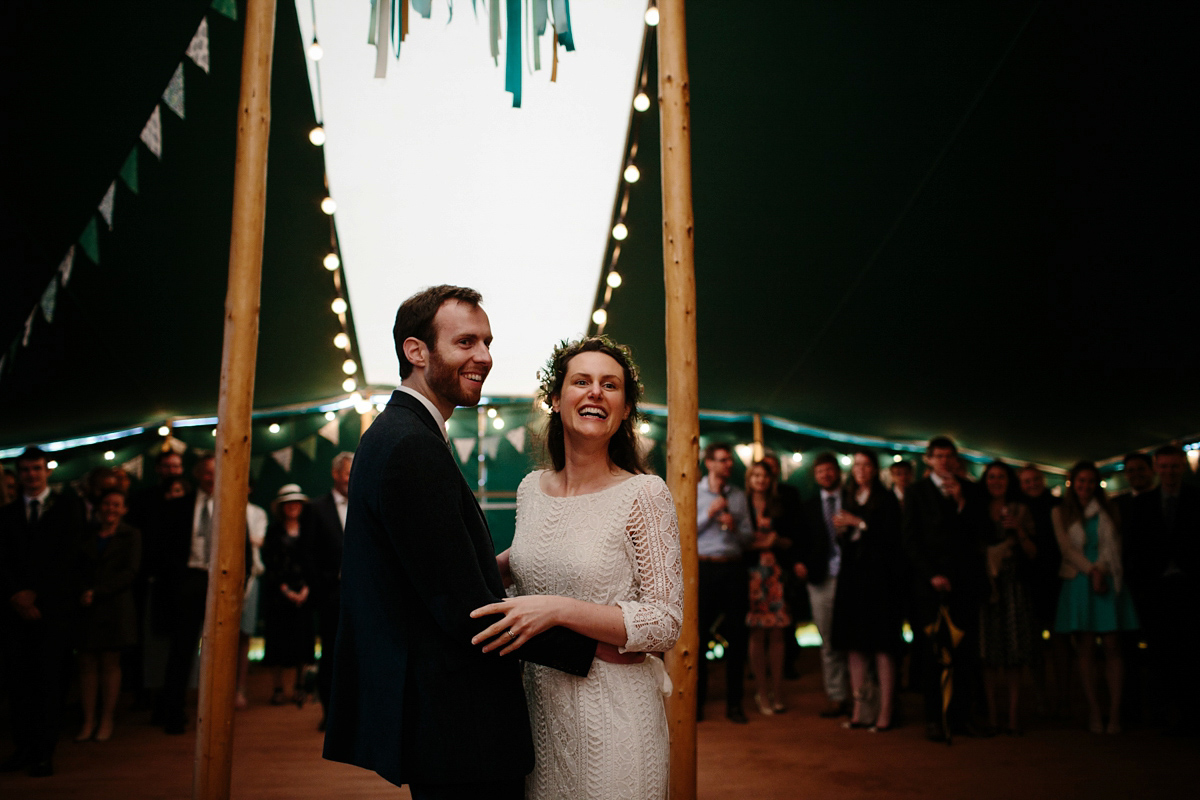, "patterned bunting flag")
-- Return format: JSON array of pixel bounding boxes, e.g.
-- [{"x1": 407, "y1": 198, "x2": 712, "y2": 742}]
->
[
  {"x1": 271, "y1": 446, "x2": 294, "y2": 473},
  {"x1": 453, "y1": 437, "x2": 476, "y2": 465},
  {"x1": 163, "y1": 64, "x2": 185, "y2": 119},
  {"x1": 504, "y1": 427, "x2": 526, "y2": 453},
  {"x1": 40, "y1": 280, "x2": 57, "y2": 323},
  {"x1": 186, "y1": 18, "x2": 210, "y2": 73},
  {"x1": 98, "y1": 181, "x2": 116, "y2": 229},
  {"x1": 140, "y1": 106, "x2": 162, "y2": 159},
  {"x1": 79, "y1": 217, "x2": 100, "y2": 264}
]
